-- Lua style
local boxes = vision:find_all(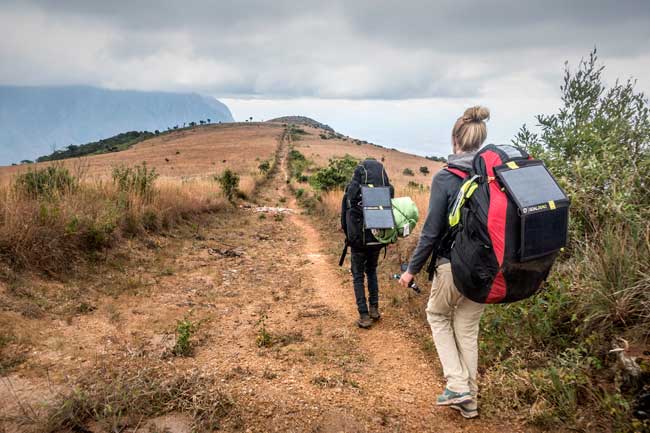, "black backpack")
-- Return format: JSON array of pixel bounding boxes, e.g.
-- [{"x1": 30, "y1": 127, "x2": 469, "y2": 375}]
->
[
  {"x1": 444, "y1": 144, "x2": 570, "y2": 304},
  {"x1": 341, "y1": 159, "x2": 394, "y2": 250}
]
